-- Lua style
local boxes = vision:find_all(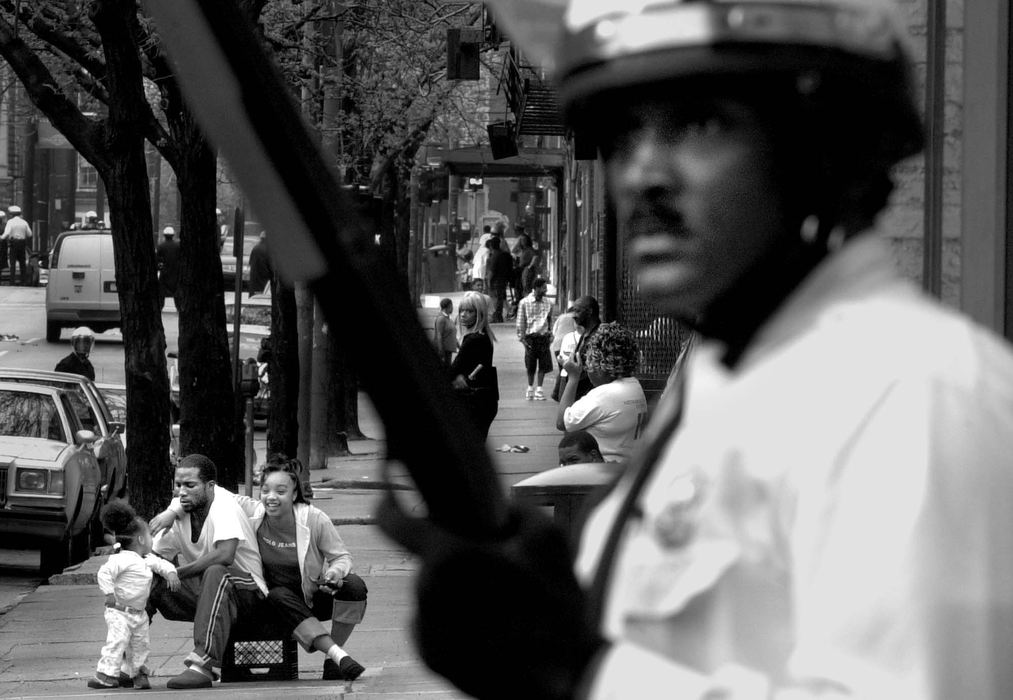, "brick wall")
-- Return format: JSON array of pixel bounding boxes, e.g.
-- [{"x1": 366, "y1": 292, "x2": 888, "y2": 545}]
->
[{"x1": 880, "y1": 0, "x2": 964, "y2": 307}]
